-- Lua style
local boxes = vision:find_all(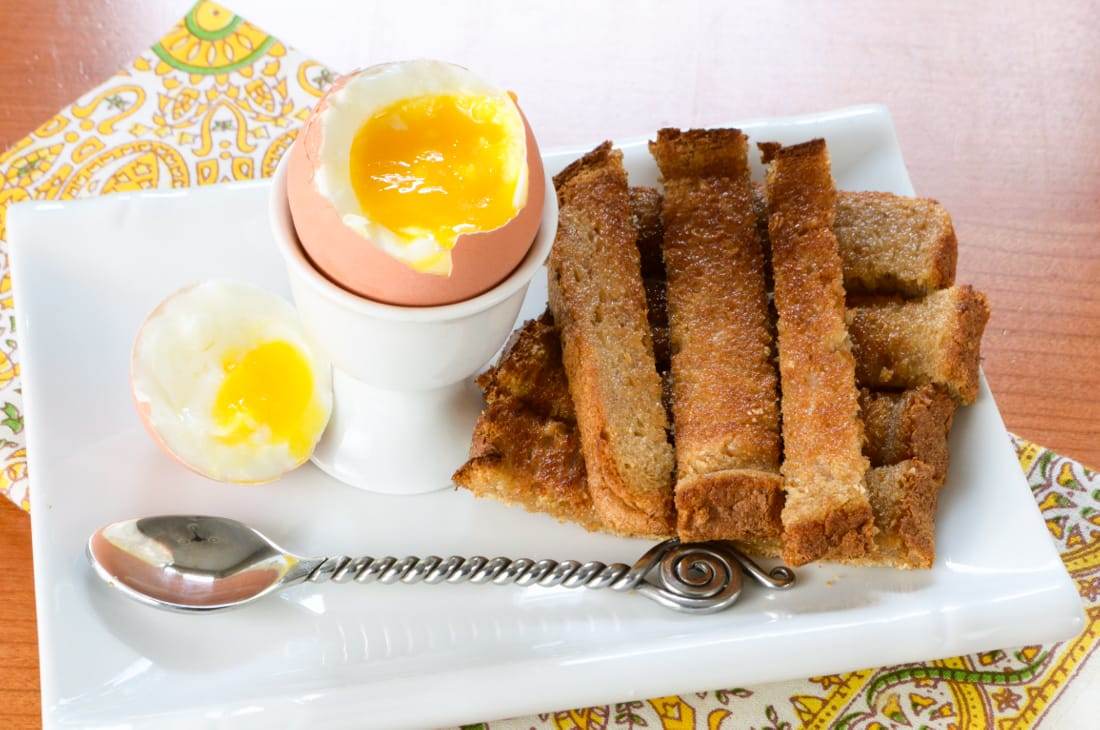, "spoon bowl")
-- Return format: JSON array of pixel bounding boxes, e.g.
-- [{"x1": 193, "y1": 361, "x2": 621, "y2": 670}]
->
[{"x1": 88, "y1": 515, "x2": 313, "y2": 612}]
